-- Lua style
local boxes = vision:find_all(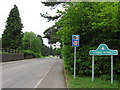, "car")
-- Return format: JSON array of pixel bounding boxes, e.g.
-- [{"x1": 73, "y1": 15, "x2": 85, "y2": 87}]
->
[
  {"x1": 49, "y1": 55, "x2": 53, "y2": 58},
  {"x1": 55, "y1": 56, "x2": 57, "y2": 58}
]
